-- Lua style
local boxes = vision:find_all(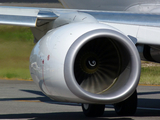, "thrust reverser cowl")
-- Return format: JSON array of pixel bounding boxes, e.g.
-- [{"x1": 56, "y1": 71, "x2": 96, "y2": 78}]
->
[{"x1": 30, "y1": 22, "x2": 141, "y2": 104}]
